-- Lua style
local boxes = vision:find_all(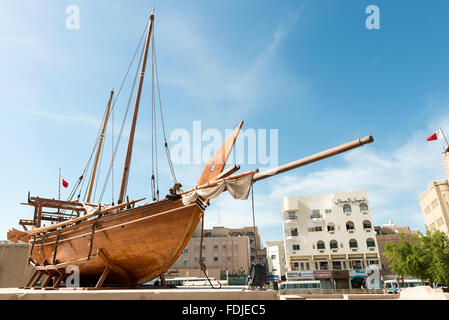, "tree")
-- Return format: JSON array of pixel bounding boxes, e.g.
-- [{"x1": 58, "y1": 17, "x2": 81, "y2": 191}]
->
[{"x1": 384, "y1": 229, "x2": 449, "y2": 286}]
